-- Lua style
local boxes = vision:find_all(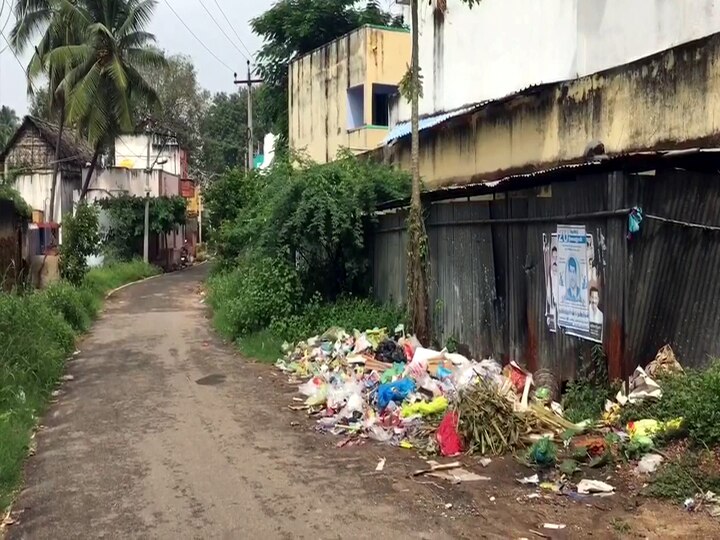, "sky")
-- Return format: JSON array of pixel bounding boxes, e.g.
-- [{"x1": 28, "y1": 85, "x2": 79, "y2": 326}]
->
[{"x1": 0, "y1": 0, "x2": 274, "y2": 115}]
